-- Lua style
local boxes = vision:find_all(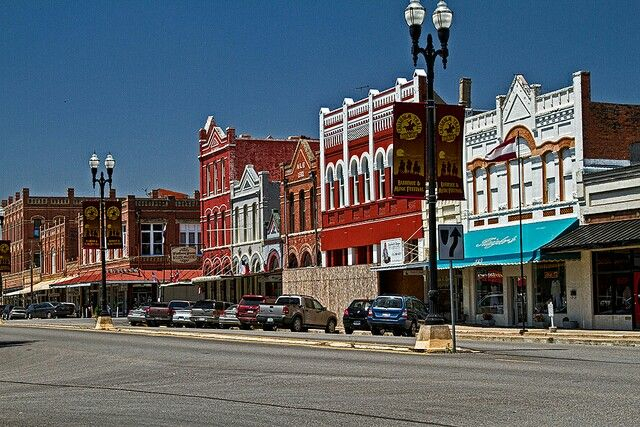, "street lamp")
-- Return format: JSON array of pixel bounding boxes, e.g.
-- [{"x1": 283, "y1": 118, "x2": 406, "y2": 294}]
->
[
  {"x1": 405, "y1": 0, "x2": 452, "y2": 324},
  {"x1": 0, "y1": 208, "x2": 4, "y2": 305},
  {"x1": 90, "y1": 152, "x2": 115, "y2": 328}
]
